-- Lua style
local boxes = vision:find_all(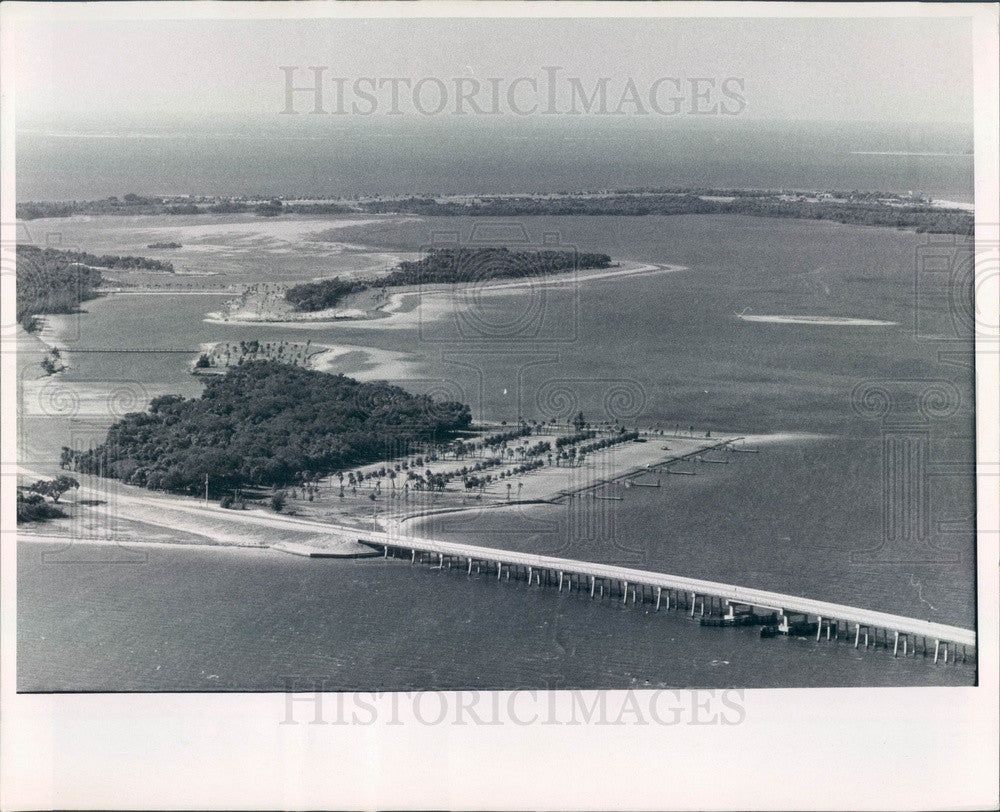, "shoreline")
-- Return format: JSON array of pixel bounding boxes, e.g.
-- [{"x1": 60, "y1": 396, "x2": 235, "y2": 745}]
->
[
  {"x1": 202, "y1": 260, "x2": 683, "y2": 329},
  {"x1": 15, "y1": 431, "x2": 829, "y2": 557},
  {"x1": 191, "y1": 339, "x2": 424, "y2": 381},
  {"x1": 394, "y1": 431, "x2": 829, "y2": 534}
]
